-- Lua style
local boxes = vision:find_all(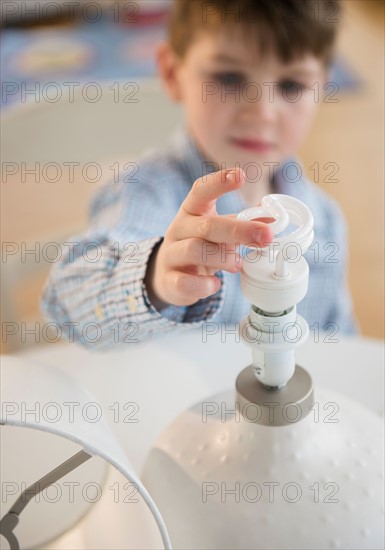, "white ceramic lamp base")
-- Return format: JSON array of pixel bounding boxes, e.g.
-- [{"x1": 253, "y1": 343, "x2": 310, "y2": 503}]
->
[{"x1": 142, "y1": 385, "x2": 384, "y2": 549}]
